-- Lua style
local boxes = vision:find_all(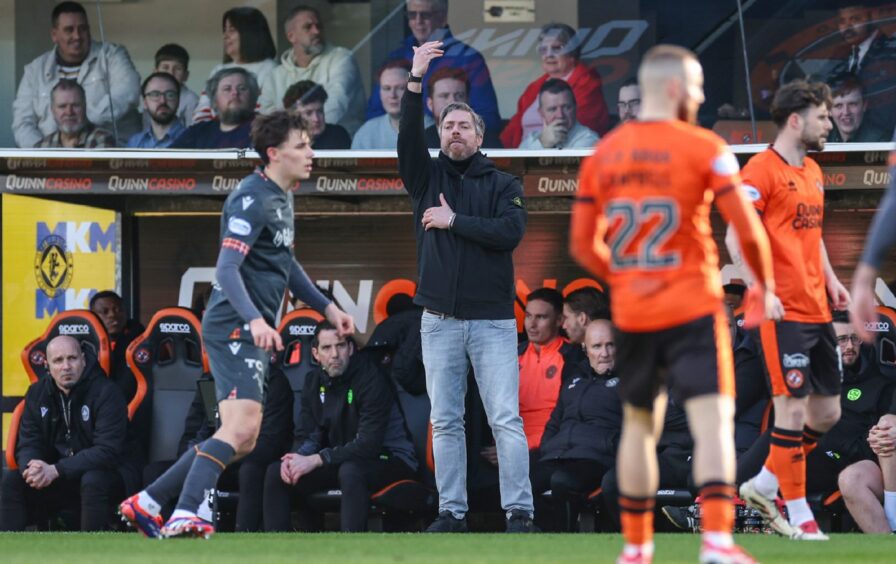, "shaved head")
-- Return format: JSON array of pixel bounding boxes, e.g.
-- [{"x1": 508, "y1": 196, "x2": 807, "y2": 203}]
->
[
  {"x1": 637, "y1": 44, "x2": 704, "y2": 123},
  {"x1": 47, "y1": 335, "x2": 85, "y2": 393}
]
